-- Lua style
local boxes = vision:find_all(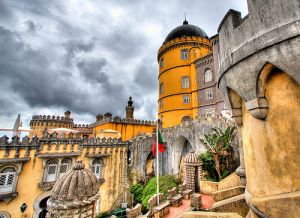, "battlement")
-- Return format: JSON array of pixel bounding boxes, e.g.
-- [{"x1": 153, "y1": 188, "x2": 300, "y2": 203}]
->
[
  {"x1": 73, "y1": 124, "x2": 90, "y2": 128},
  {"x1": 0, "y1": 131, "x2": 127, "y2": 148},
  {"x1": 157, "y1": 36, "x2": 211, "y2": 61},
  {"x1": 30, "y1": 115, "x2": 73, "y2": 124},
  {"x1": 90, "y1": 114, "x2": 155, "y2": 127},
  {"x1": 218, "y1": 0, "x2": 300, "y2": 80}
]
